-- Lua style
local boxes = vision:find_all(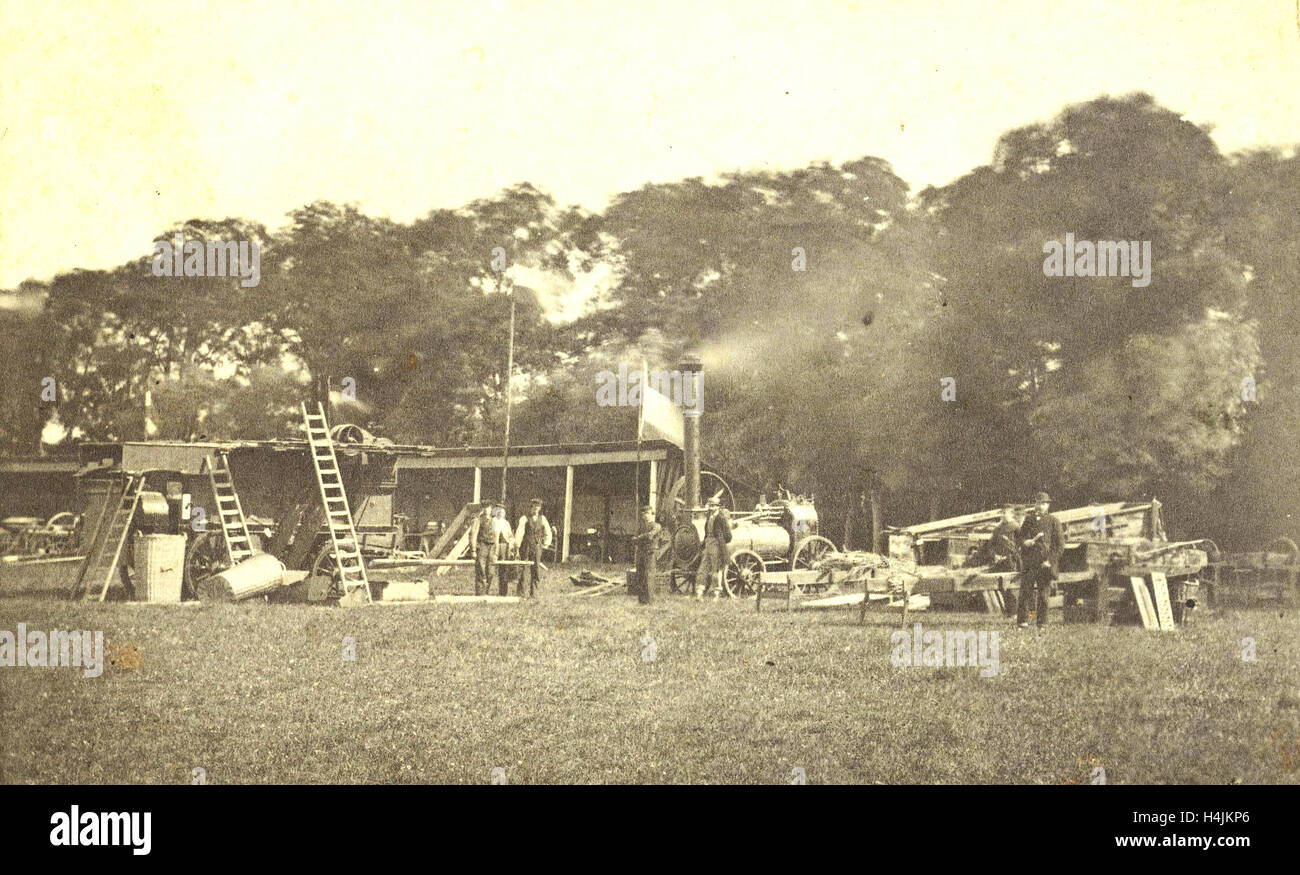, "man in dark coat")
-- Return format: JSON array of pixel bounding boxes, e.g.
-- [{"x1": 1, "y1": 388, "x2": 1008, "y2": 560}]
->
[
  {"x1": 1016, "y1": 491, "x2": 1066, "y2": 628},
  {"x1": 694, "y1": 496, "x2": 733, "y2": 600},
  {"x1": 986, "y1": 505, "x2": 1023, "y2": 573},
  {"x1": 631, "y1": 505, "x2": 661, "y2": 605}
]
